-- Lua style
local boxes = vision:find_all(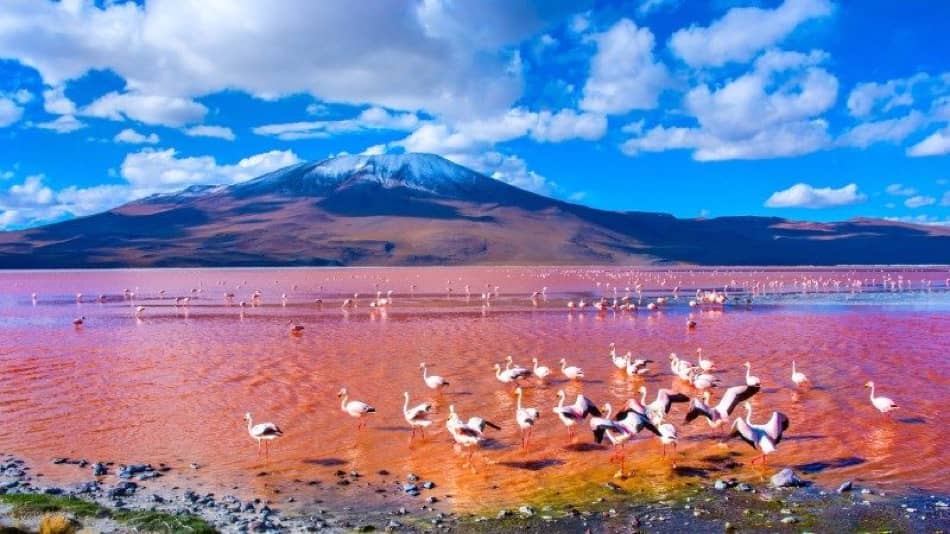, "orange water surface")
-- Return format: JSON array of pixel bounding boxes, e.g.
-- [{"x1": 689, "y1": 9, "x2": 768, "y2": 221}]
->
[{"x1": 0, "y1": 266, "x2": 948, "y2": 513}]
